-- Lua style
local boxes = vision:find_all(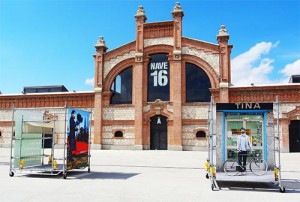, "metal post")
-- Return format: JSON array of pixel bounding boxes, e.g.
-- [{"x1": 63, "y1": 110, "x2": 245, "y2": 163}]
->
[
  {"x1": 19, "y1": 115, "x2": 24, "y2": 169},
  {"x1": 209, "y1": 97, "x2": 214, "y2": 167},
  {"x1": 51, "y1": 117, "x2": 56, "y2": 174},
  {"x1": 62, "y1": 104, "x2": 68, "y2": 178},
  {"x1": 9, "y1": 106, "x2": 15, "y2": 175},
  {"x1": 276, "y1": 96, "x2": 283, "y2": 187},
  {"x1": 88, "y1": 108, "x2": 92, "y2": 172}
]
